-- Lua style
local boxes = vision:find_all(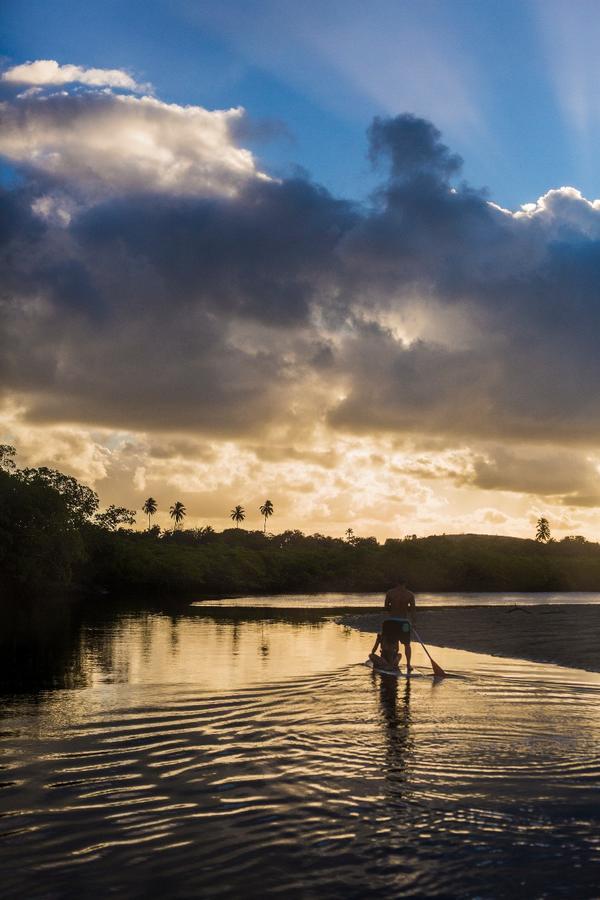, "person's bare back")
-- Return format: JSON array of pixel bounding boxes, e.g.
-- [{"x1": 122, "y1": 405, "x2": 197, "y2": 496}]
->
[{"x1": 385, "y1": 582, "x2": 415, "y2": 618}]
